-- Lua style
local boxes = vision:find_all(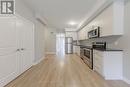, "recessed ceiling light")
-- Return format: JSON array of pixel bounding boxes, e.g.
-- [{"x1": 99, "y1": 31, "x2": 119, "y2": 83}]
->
[{"x1": 68, "y1": 21, "x2": 77, "y2": 26}]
